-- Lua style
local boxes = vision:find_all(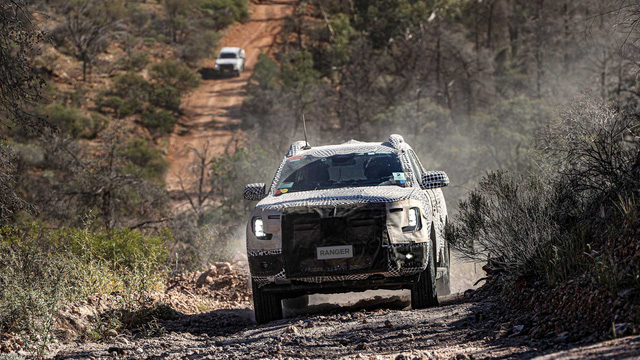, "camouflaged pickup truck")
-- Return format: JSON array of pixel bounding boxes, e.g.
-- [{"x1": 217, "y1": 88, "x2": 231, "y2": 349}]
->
[{"x1": 243, "y1": 135, "x2": 450, "y2": 323}]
